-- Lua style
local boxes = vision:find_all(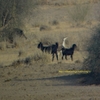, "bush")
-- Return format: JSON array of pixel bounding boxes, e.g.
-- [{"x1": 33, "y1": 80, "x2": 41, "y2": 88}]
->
[
  {"x1": 24, "y1": 57, "x2": 32, "y2": 64},
  {"x1": 33, "y1": 51, "x2": 50, "y2": 63},
  {"x1": 11, "y1": 56, "x2": 33, "y2": 66},
  {"x1": 49, "y1": 20, "x2": 59, "y2": 25},
  {"x1": 0, "y1": 28, "x2": 27, "y2": 43},
  {"x1": 83, "y1": 25, "x2": 100, "y2": 82},
  {"x1": 40, "y1": 25, "x2": 51, "y2": 31}
]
